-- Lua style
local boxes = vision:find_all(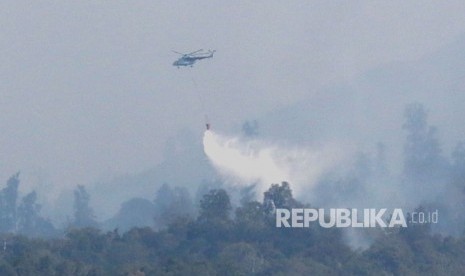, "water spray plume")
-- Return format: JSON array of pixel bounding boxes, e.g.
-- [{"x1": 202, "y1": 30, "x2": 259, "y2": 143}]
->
[{"x1": 203, "y1": 130, "x2": 344, "y2": 198}]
